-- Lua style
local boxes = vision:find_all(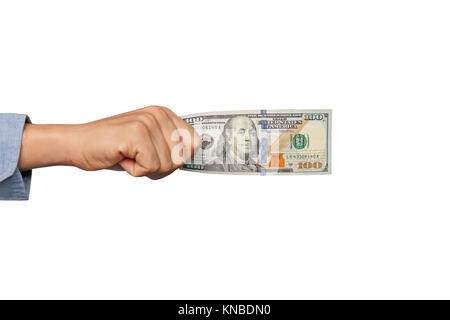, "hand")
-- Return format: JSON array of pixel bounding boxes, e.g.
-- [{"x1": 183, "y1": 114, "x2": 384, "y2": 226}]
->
[{"x1": 18, "y1": 106, "x2": 201, "y2": 180}]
